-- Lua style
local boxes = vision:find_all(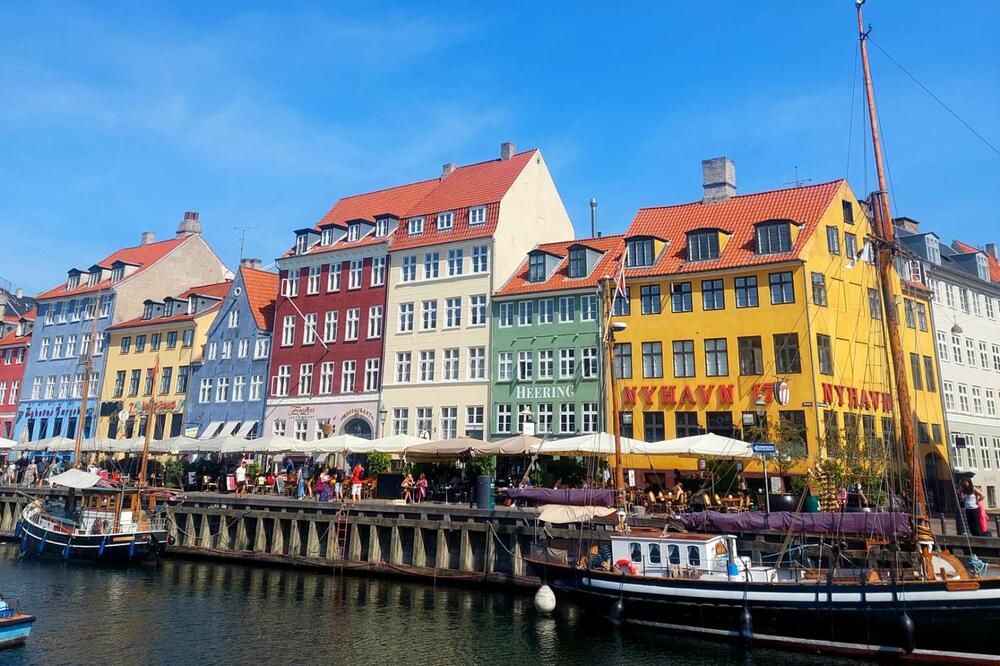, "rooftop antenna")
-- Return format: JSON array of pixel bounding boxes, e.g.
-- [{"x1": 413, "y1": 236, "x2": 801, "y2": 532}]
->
[
  {"x1": 590, "y1": 198, "x2": 598, "y2": 238},
  {"x1": 234, "y1": 226, "x2": 258, "y2": 261},
  {"x1": 783, "y1": 166, "x2": 812, "y2": 188}
]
